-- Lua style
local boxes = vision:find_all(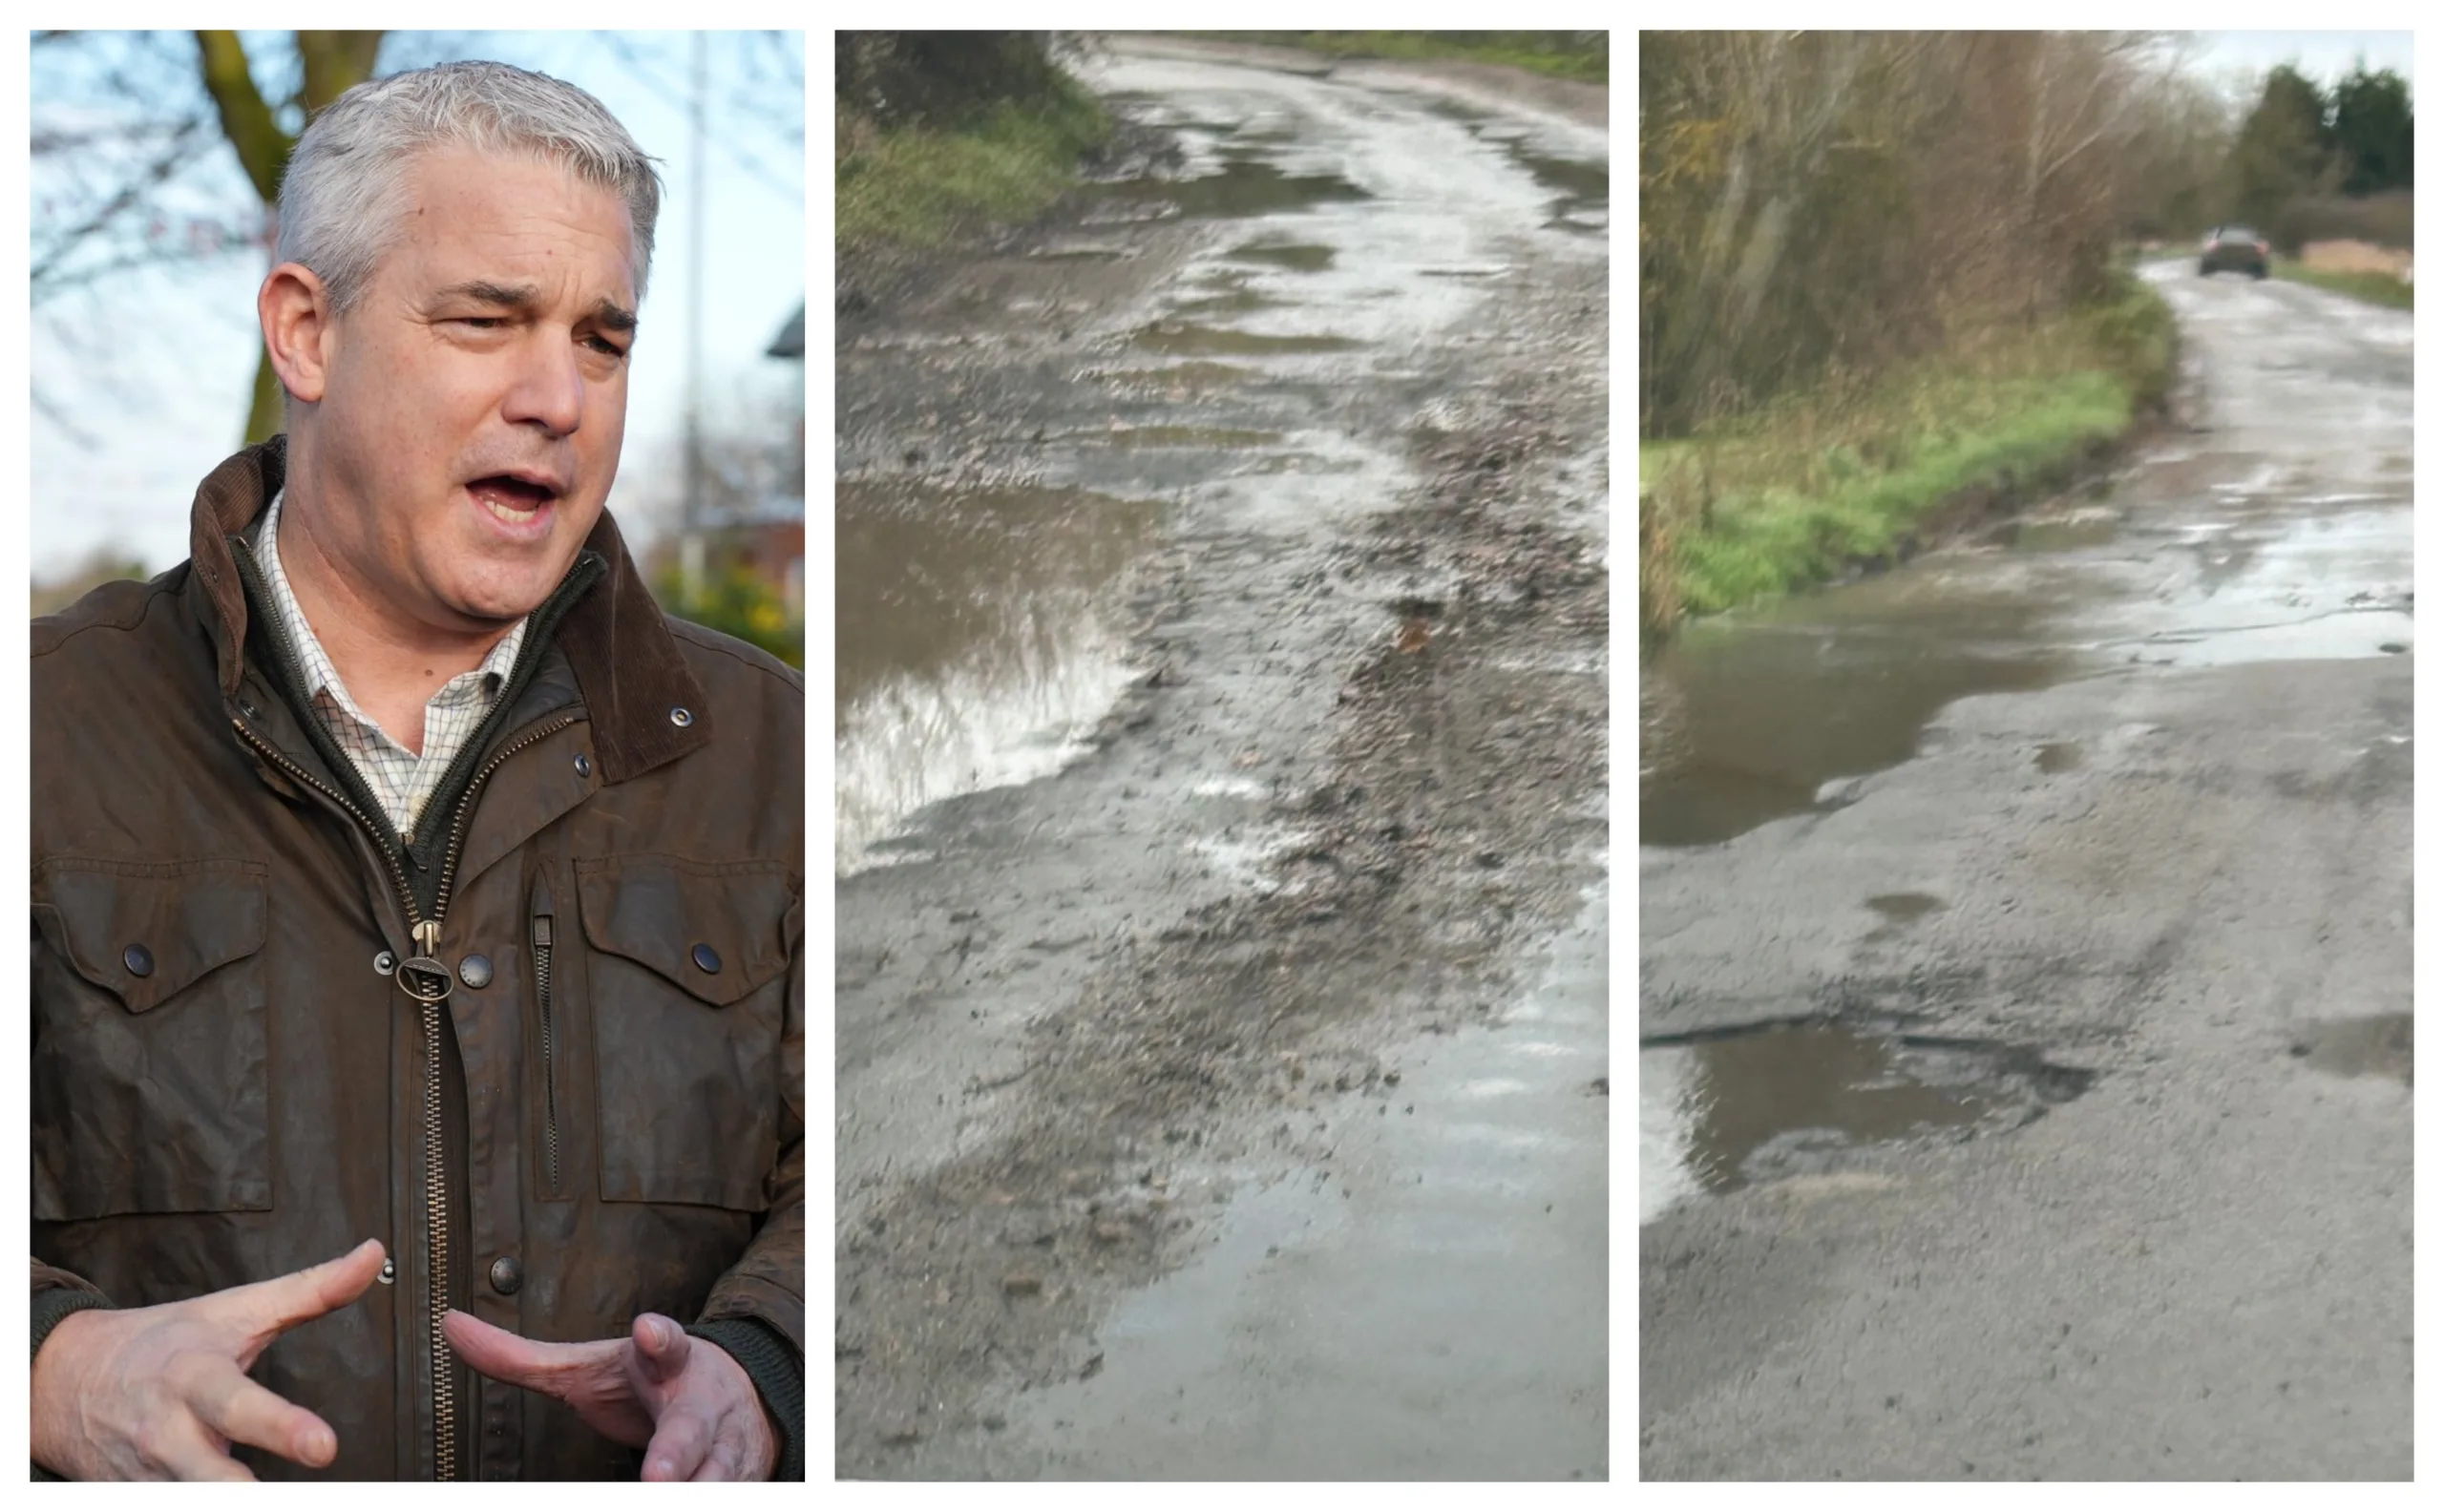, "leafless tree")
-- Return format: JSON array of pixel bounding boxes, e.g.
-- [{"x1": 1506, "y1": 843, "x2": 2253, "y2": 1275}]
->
[
  {"x1": 1642, "y1": 30, "x2": 2221, "y2": 435},
  {"x1": 31, "y1": 31, "x2": 804, "y2": 449}
]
